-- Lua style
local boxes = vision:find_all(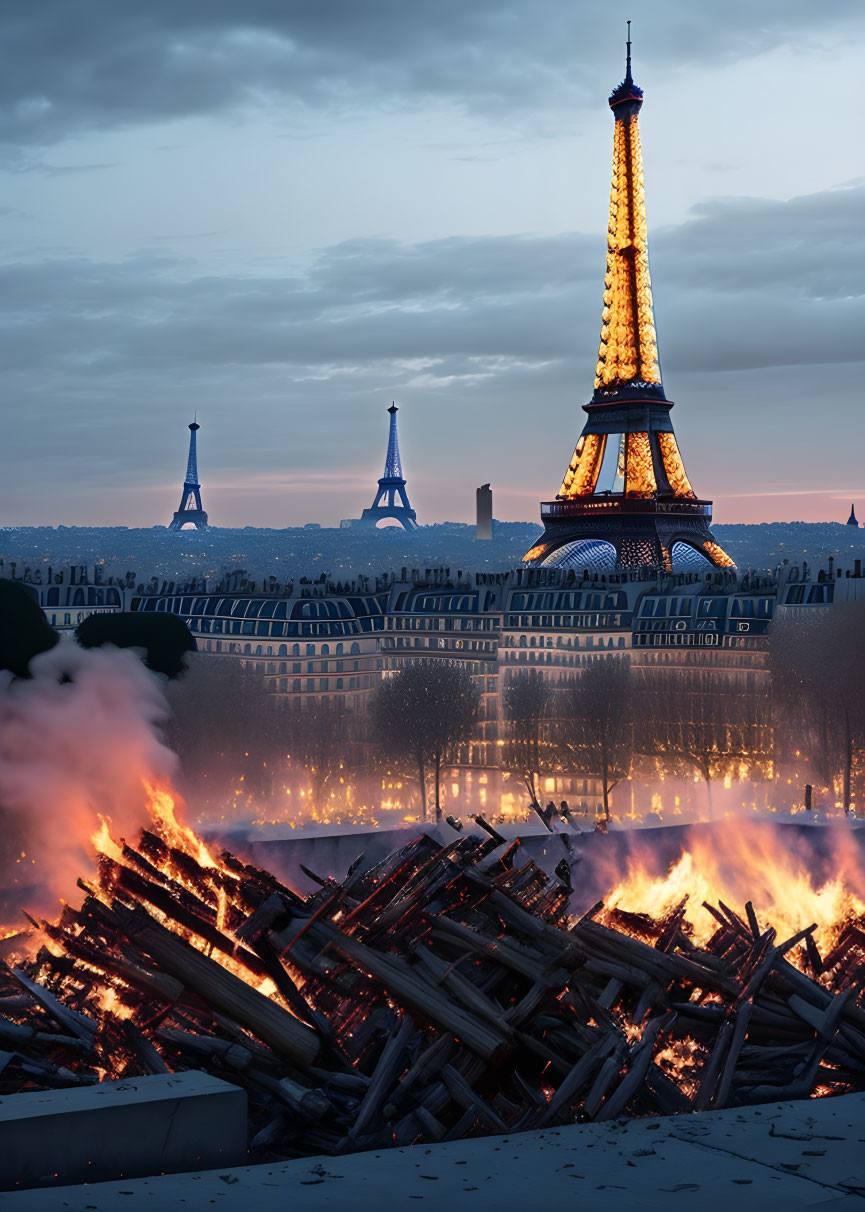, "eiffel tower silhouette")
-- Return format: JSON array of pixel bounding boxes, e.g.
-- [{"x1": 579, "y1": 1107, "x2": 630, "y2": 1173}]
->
[
  {"x1": 168, "y1": 421, "x2": 208, "y2": 531},
  {"x1": 359, "y1": 404, "x2": 418, "y2": 531}
]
